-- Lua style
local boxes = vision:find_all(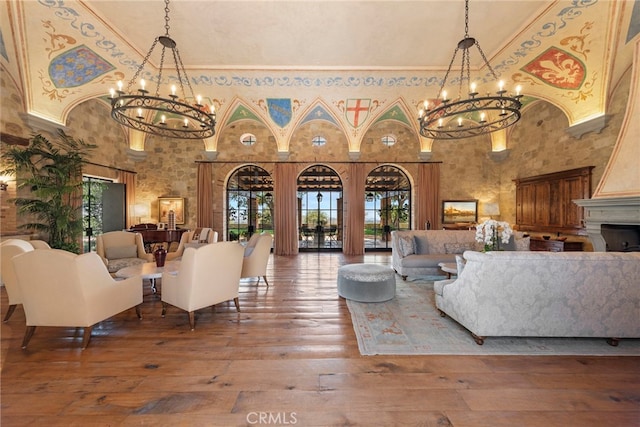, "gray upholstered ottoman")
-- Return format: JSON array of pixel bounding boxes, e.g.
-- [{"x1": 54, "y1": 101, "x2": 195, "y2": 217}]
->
[{"x1": 337, "y1": 263, "x2": 396, "y2": 302}]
